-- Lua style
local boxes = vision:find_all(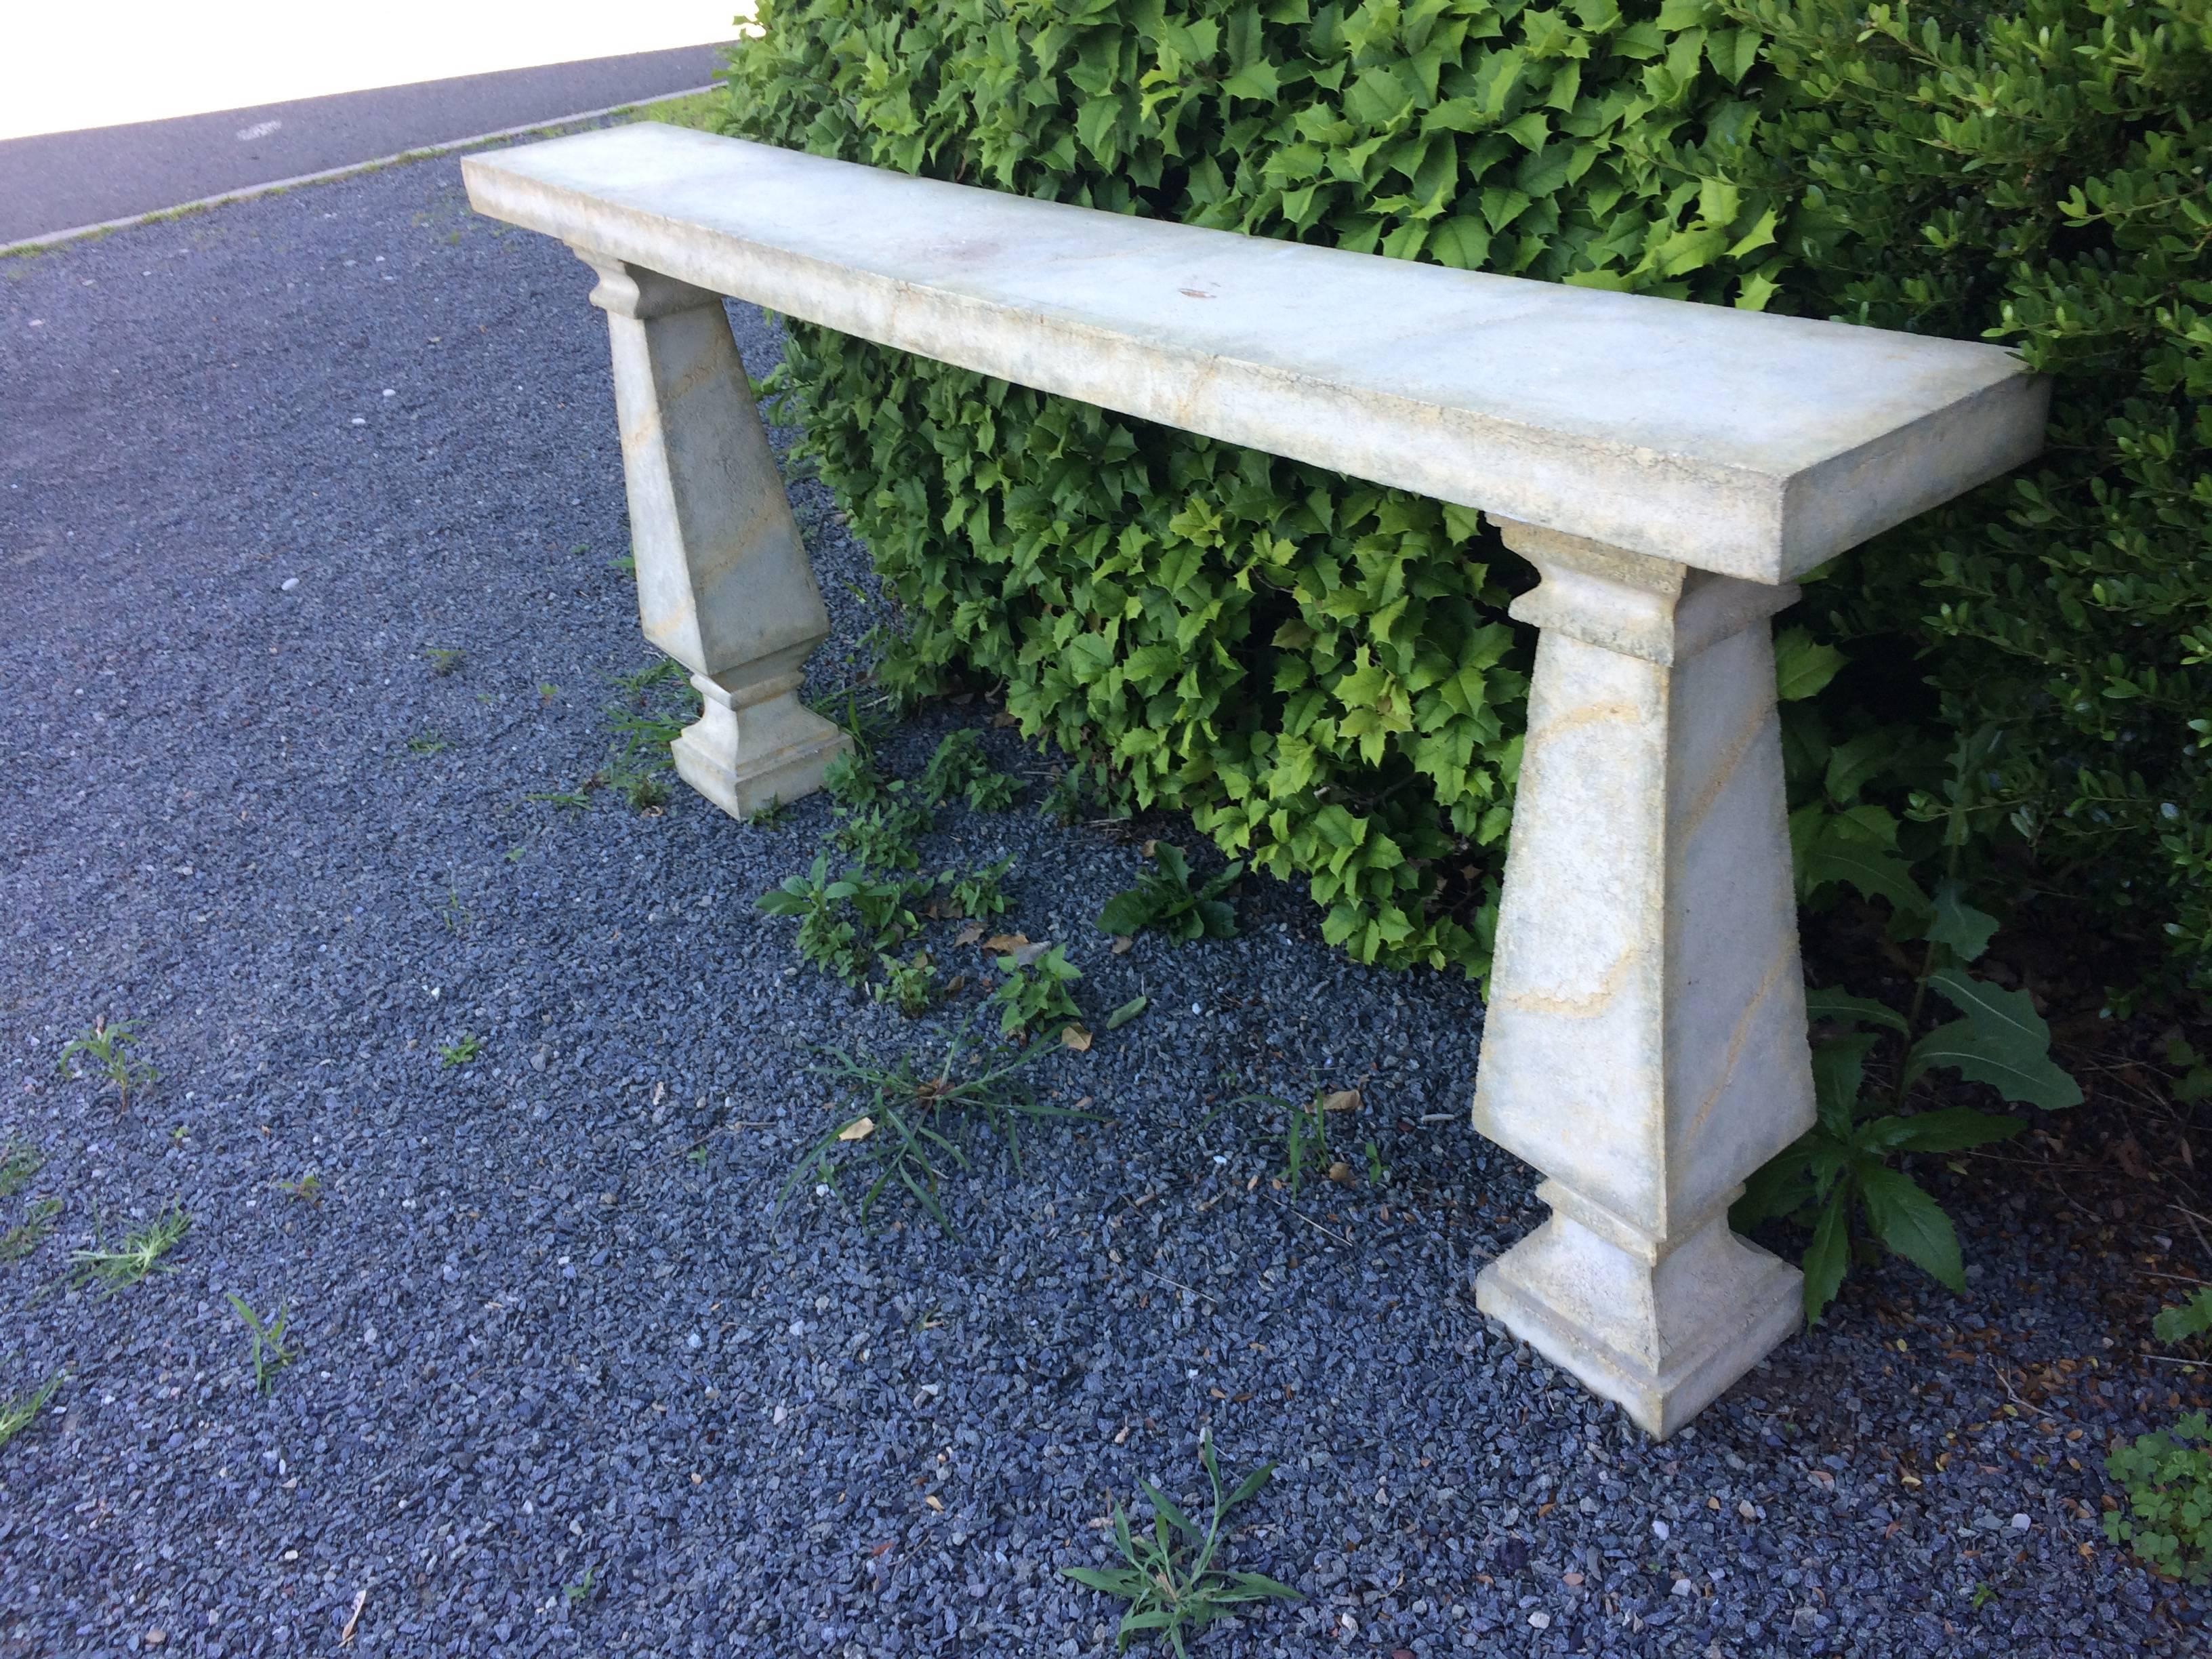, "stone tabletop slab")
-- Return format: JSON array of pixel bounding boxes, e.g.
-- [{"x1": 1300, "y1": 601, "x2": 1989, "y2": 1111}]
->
[{"x1": 464, "y1": 123, "x2": 2046, "y2": 583}]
